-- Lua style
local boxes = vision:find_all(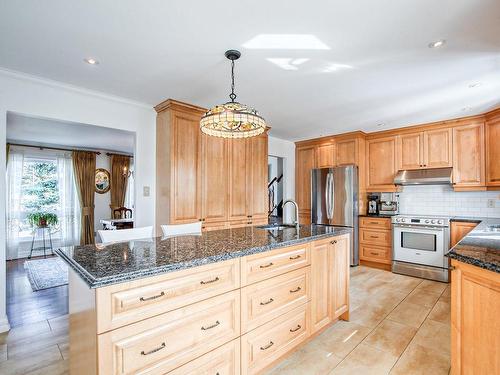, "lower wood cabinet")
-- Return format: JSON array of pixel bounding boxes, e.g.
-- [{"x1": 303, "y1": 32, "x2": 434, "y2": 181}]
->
[
  {"x1": 359, "y1": 217, "x2": 392, "y2": 268},
  {"x1": 451, "y1": 260, "x2": 500, "y2": 374}
]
